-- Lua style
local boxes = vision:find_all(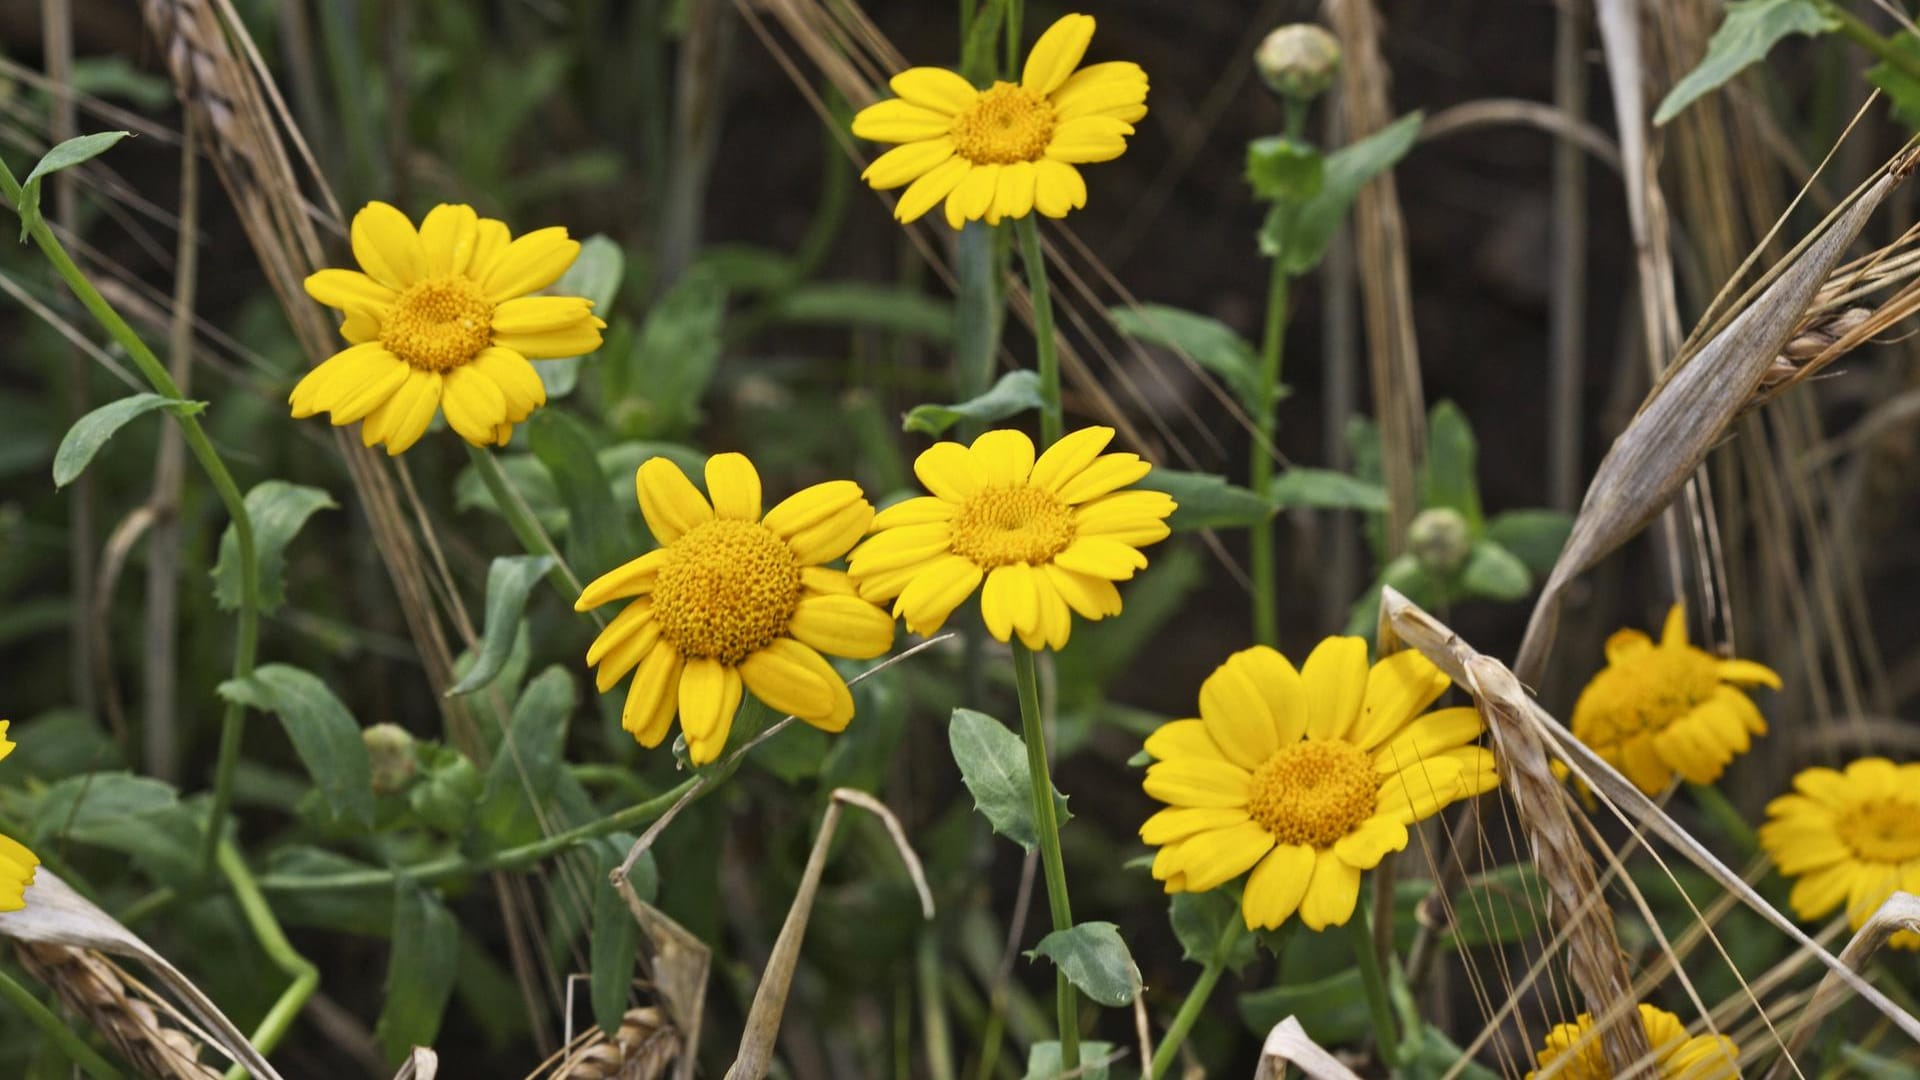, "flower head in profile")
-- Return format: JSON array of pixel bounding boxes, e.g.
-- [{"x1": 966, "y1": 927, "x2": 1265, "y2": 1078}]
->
[
  {"x1": 576, "y1": 454, "x2": 894, "y2": 765},
  {"x1": 1528, "y1": 1003, "x2": 1738, "y2": 1080},
  {"x1": 1571, "y1": 604, "x2": 1778, "y2": 795},
  {"x1": 847, "y1": 427, "x2": 1173, "y2": 650},
  {"x1": 0, "y1": 722, "x2": 40, "y2": 911},
  {"x1": 293, "y1": 202, "x2": 606, "y2": 454},
  {"x1": 1140, "y1": 641, "x2": 1498, "y2": 931},
  {"x1": 852, "y1": 14, "x2": 1148, "y2": 227},
  {"x1": 1760, "y1": 757, "x2": 1920, "y2": 950}
]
